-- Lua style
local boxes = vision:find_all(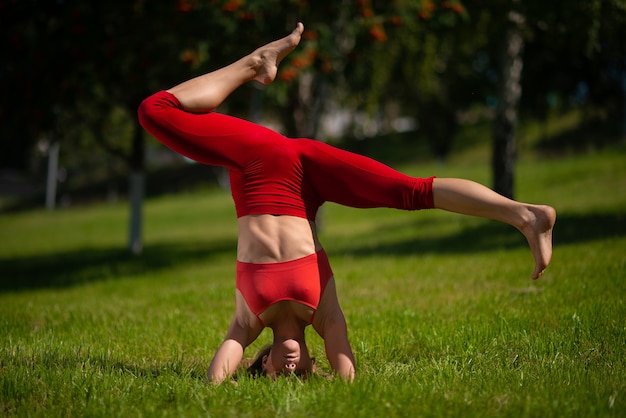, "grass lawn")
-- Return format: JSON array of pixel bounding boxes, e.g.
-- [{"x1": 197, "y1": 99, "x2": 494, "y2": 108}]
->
[{"x1": 1, "y1": 142, "x2": 625, "y2": 417}]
